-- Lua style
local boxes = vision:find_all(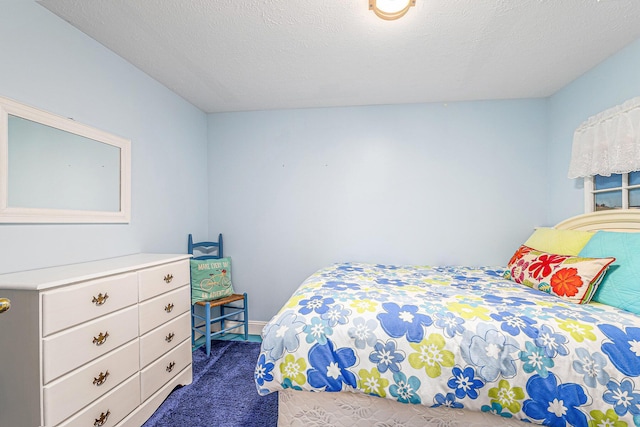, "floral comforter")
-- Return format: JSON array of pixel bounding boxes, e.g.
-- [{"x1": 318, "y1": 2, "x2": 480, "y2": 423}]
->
[{"x1": 254, "y1": 263, "x2": 640, "y2": 427}]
